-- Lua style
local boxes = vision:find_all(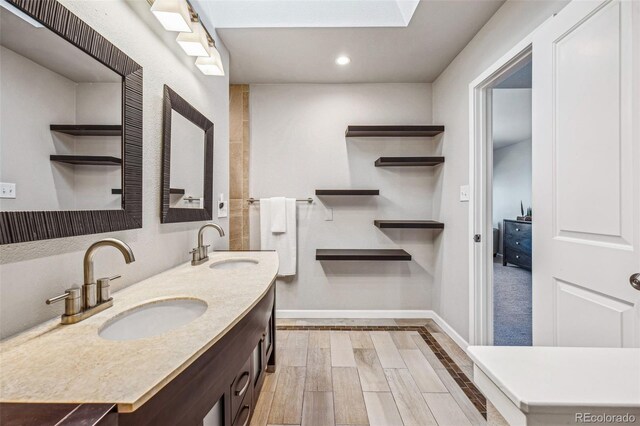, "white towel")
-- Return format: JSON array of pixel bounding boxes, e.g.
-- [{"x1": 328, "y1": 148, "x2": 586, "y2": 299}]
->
[
  {"x1": 269, "y1": 196, "x2": 287, "y2": 233},
  {"x1": 260, "y1": 198, "x2": 297, "y2": 277}
]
